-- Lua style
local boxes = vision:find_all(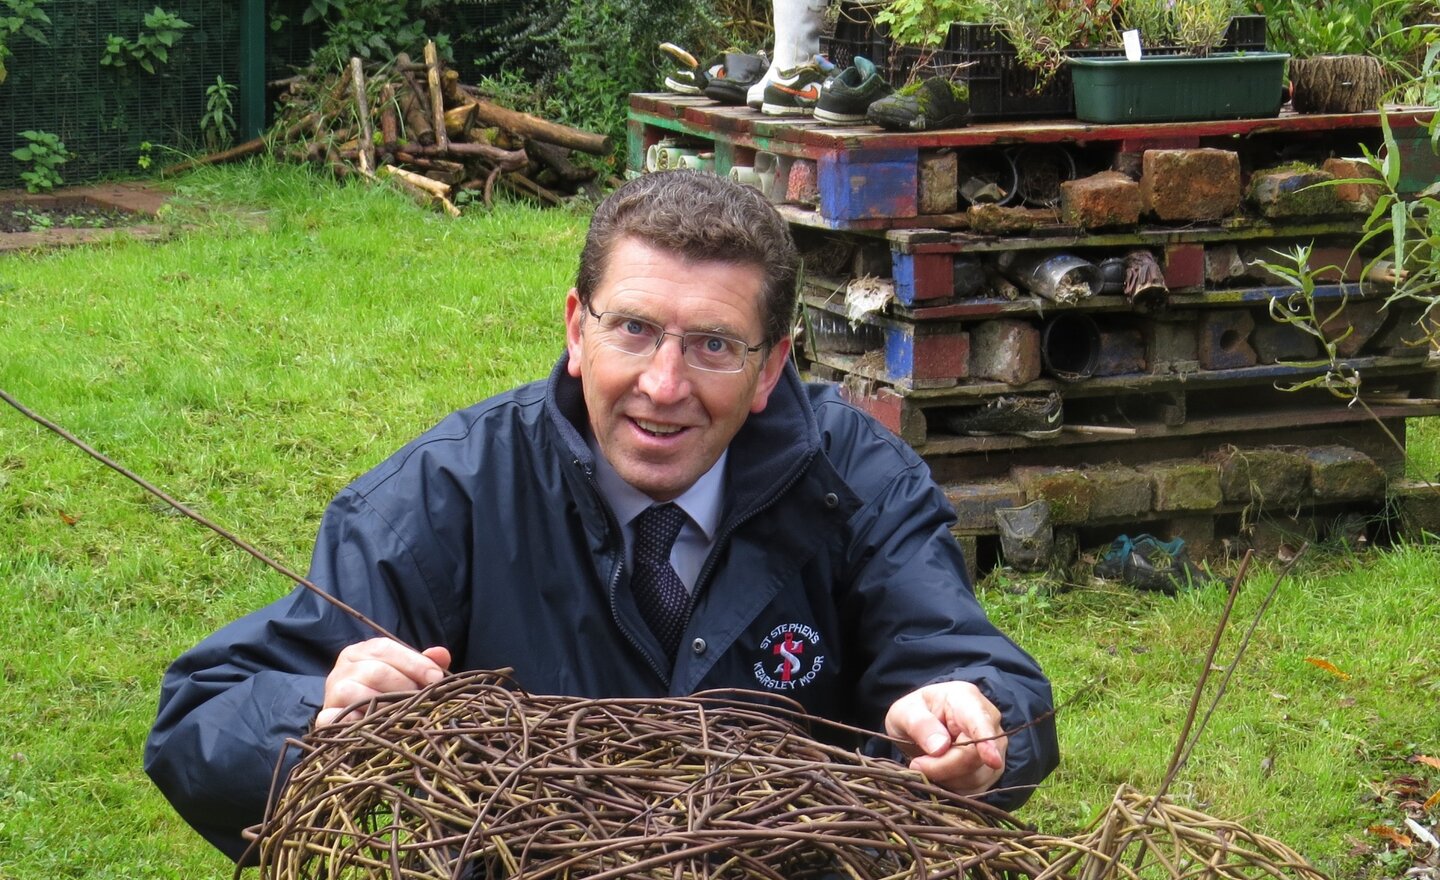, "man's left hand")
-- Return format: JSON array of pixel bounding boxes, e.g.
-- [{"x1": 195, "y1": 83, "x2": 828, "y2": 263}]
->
[{"x1": 884, "y1": 681, "x2": 1006, "y2": 796}]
